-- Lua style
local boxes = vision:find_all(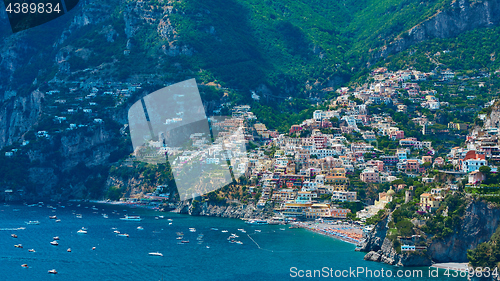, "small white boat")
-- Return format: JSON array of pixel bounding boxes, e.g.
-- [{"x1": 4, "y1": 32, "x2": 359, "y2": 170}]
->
[
  {"x1": 176, "y1": 237, "x2": 182, "y2": 240},
  {"x1": 77, "y1": 229, "x2": 87, "y2": 234},
  {"x1": 50, "y1": 241, "x2": 59, "y2": 246},
  {"x1": 255, "y1": 230, "x2": 261, "y2": 232},
  {"x1": 76, "y1": 214, "x2": 82, "y2": 219},
  {"x1": 211, "y1": 228, "x2": 218, "y2": 231},
  {"x1": 53, "y1": 236, "x2": 59, "y2": 240},
  {"x1": 28, "y1": 249, "x2": 35, "y2": 252},
  {"x1": 117, "y1": 233, "x2": 129, "y2": 237},
  {"x1": 55, "y1": 219, "x2": 61, "y2": 223},
  {"x1": 14, "y1": 244, "x2": 23, "y2": 248},
  {"x1": 114, "y1": 230, "x2": 120, "y2": 233},
  {"x1": 48, "y1": 269, "x2": 57, "y2": 274},
  {"x1": 49, "y1": 216, "x2": 57, "y2": 219},
  {"x1": 103, "y1": 214, "x2": 109, "y2": 219},
  {"x1": 189, "y1": 228, "x2": 196, "y2": 232},
  {"x1": 167, "y1": 219, "x2": 173, "y2": 222},
  {"x1": 221, "y1": 230, "x2": 228, "y2": 233},
  {"x1": 137, "y1": 226, "x2": 144, "y2": 230},
  {"x1": 120, "y1": 215, "x2": 142, "y2": 221},
  {"x1": 158, "y1": 216, "x2": 164, "y2": 219},
  {"x1": 25, "y1": 221, "x2": 40, "y2": 225},
  {"x1": 67, "y1": 248, "x2": 71, "y2": 252},
  {"x1": 149, "y1": 252, "x2": 163, "y2": 256},
  {"x1": 21, "y1": 264, "x2": 28, "y2": 268}
]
